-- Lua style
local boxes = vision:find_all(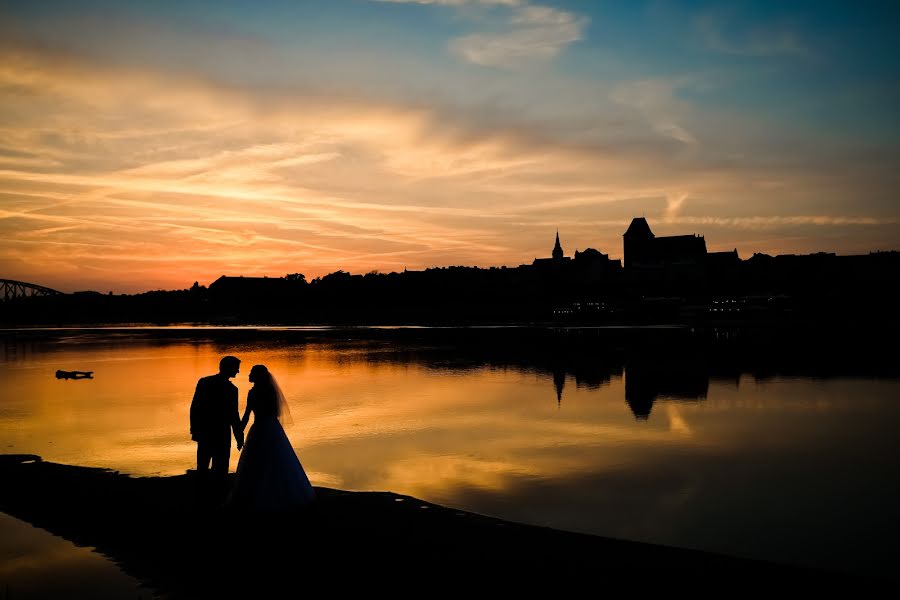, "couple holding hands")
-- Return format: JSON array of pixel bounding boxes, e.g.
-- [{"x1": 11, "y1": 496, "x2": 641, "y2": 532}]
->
[{"x1": 190, "y1": 356, "x2": 315, "y2": 510}]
